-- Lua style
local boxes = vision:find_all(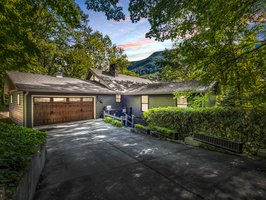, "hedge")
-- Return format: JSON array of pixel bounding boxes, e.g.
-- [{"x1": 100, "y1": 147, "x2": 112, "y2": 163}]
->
[
  {"x1": 0, "y1": 122, "x2": 47, "y2": 198},
  {"x1": 144, "y1": 107, "x2": 266, "y2": 154}
]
